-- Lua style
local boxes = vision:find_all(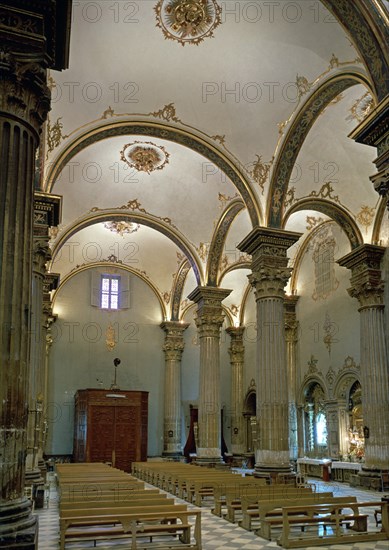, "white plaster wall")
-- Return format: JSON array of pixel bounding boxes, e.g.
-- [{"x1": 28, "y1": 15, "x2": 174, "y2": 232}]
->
[
  {"x1": 47, "y1": 268, "x2": 165, "y2": 457},
  {"x1": 296, "y1": 225, "x2": 360, "y2": 401}
]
